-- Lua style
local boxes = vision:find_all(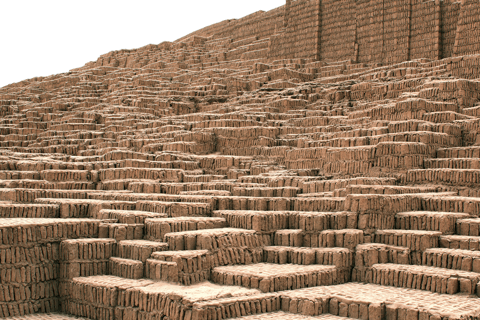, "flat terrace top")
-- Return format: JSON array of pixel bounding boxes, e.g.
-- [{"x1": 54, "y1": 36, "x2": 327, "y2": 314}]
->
[
  {"x1": 4, "y1": 314, "x2": 90, "y2": 320},
  {"x1": 229, "y1": 312, "x2": 356, "y2": 320},
  {"x1": 213, "y1": 263, "x2": 336, "y2": 278},
  {"x1": 281, "y1": 283, "x2": 480, "y2": 316},
  {"x1": 138, "y1": 280, "x2": 262, "y2": 304},
  {"x1": 73, "y1": 275, "x2": 153, "y2": 289},
  {"x1": 0, "y1": 218, "x2": 99, "y2": 228}
]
